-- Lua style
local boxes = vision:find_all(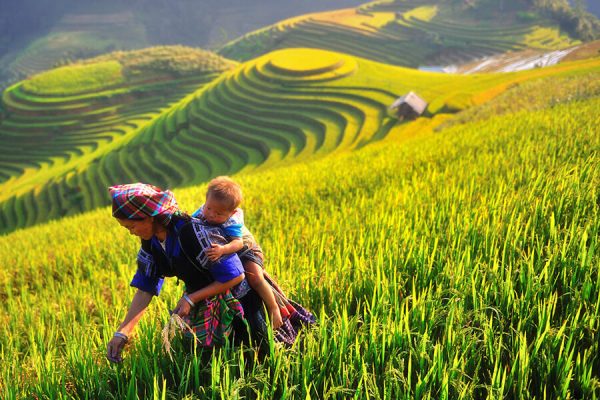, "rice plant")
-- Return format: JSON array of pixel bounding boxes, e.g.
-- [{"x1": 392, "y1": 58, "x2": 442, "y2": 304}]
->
[{"x1": 0, "y1": 79, "x2": 597, "y2": 398}]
